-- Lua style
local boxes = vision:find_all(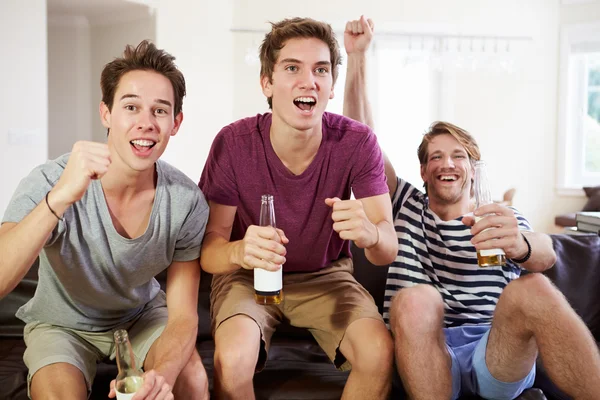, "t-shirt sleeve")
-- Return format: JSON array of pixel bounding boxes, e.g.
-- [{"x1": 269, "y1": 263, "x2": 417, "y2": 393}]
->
[
  {"x1": 2, "y1": 162, "x2": 66, "y2": 245},
  {"x1": 391, "y1": 177, "x2": 422, "y2": 218},
  {"x1": 350, "y1": 130, "x2": 389, "y2": 199},
  {"x1": 198, "y1": 127, "x2": 240, "y2": 207},
  {"x1": 509, "y1": 207, "x2": 533, "y2": 232},
  {"x1": 172, "y1": 189, "x2": 210, "y2": 262}
]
